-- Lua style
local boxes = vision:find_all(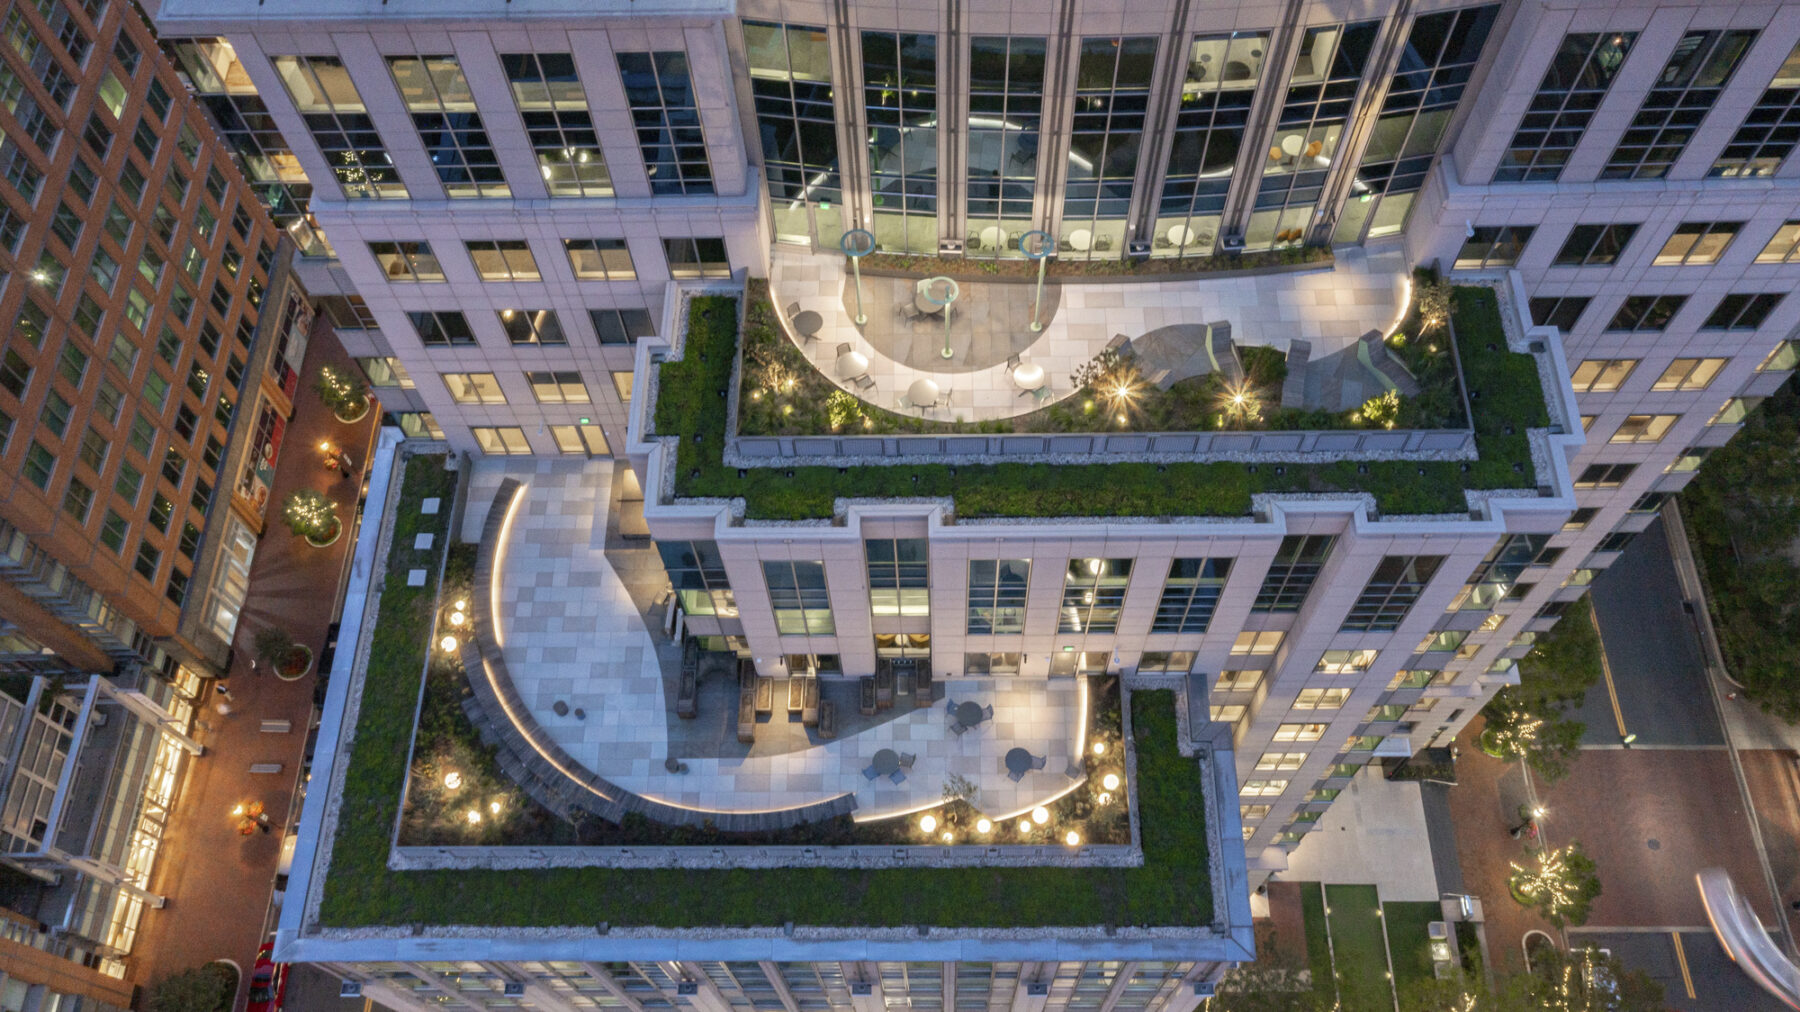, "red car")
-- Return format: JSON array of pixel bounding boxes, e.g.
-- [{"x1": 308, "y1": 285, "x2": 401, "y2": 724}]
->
[{"x1": 247, "y1": 943, "x2": 288, "y2": 1012}]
